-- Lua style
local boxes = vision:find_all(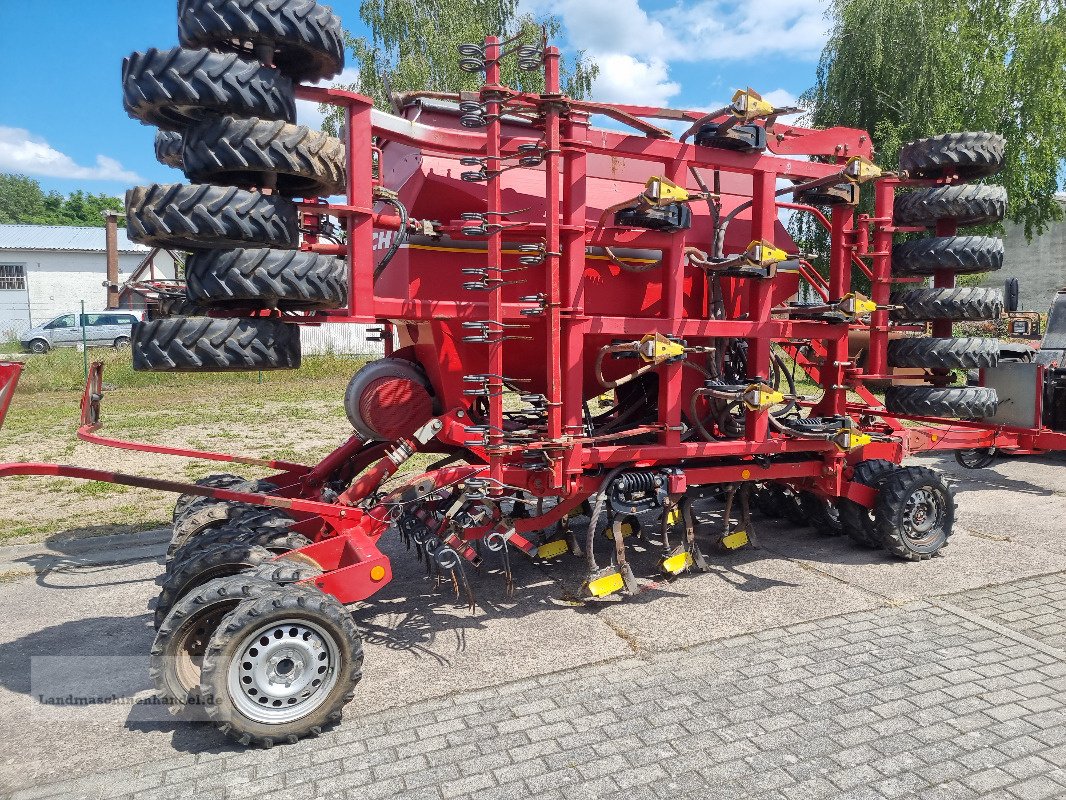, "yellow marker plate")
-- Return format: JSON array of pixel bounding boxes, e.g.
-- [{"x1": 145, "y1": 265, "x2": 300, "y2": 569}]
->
[
  {"x1": 722, "y1": 530, "x2": 750, "y2": 550},
  {"x1": 661, "y1": 551, "x2": 693, "y2": 575},
  {"x1": 537, "y1": 539, "x2": 569, "y2": 559},
  {"x1": 587, "y1": 571, "x2": 625, "y2": 597}
]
